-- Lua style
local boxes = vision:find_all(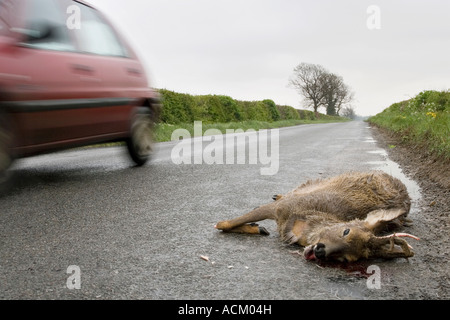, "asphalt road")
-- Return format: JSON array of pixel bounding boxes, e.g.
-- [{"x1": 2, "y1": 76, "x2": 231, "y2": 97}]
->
[{"x1": 0, "y1": 120, "x2": 437, "y2": 300}]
